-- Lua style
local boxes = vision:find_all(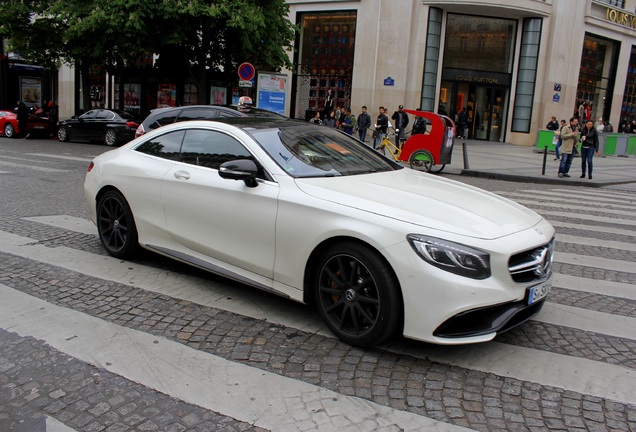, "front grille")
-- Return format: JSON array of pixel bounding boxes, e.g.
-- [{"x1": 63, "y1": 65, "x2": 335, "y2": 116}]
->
[{"x1": 508, "y1": 237, "x2": 554, "y2": 283}]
